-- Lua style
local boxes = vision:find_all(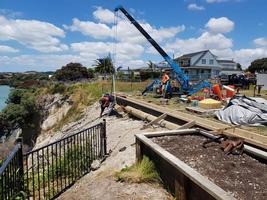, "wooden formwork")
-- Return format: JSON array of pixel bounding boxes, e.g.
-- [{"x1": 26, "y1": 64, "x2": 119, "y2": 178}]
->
[
  {"x1": 135, "y1": 130, "x2": 236, "y2": 200},
  {"x1": 116, "y1": 95, "x2": 267, "y2": 151}
]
